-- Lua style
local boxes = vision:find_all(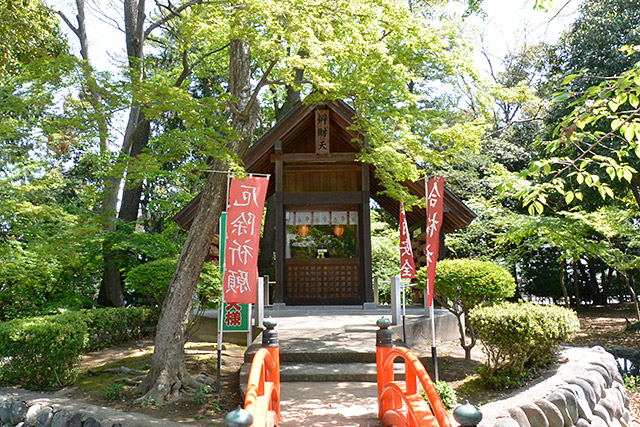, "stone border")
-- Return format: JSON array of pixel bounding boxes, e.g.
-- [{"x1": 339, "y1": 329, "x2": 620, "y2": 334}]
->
[
  {"x1": 479, "y1": 346, "x2": 633, "y2": 427},
  {"x1": 0, "y1": 388, "x2": 192, "y2": 427}
]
